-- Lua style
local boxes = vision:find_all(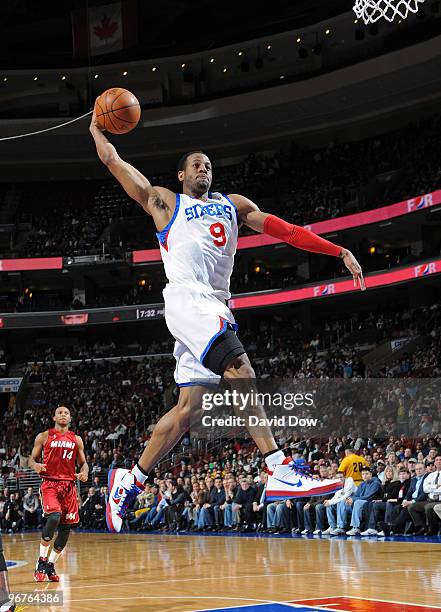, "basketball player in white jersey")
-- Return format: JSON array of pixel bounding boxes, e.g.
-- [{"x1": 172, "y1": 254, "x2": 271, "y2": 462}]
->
[{"x1": 89, "y1": 108, "x2": 365, "y2": 532}]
